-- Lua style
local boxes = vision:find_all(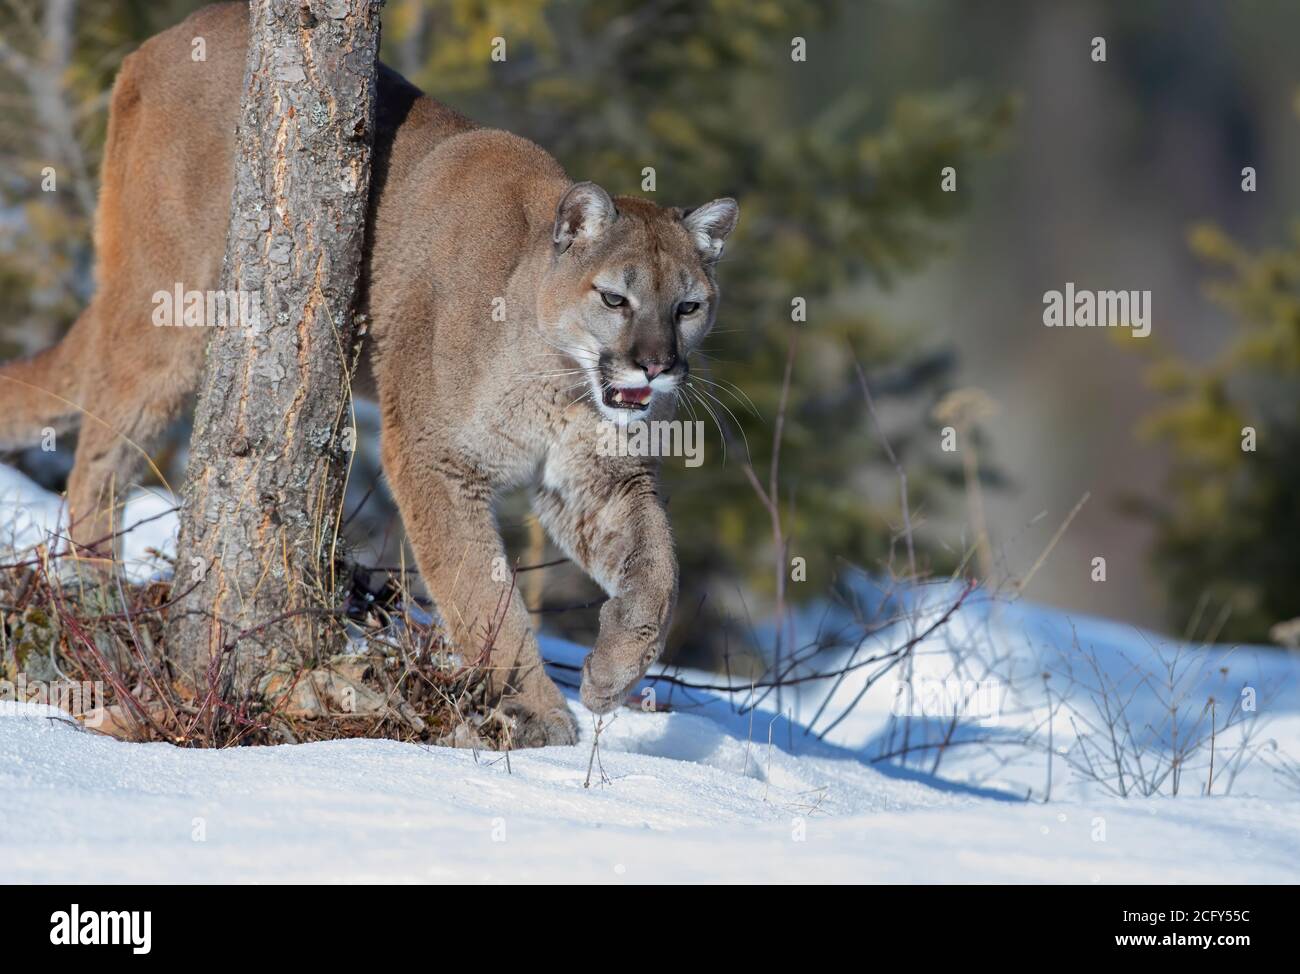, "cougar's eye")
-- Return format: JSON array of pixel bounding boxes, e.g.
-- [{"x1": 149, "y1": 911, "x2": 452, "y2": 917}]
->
[
  {"x1": 677, "y1": 301, "x2": 700, "y2": 317},
  {"x1": 599, "y1": 290, "x2": 626, "y2": 309}
]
